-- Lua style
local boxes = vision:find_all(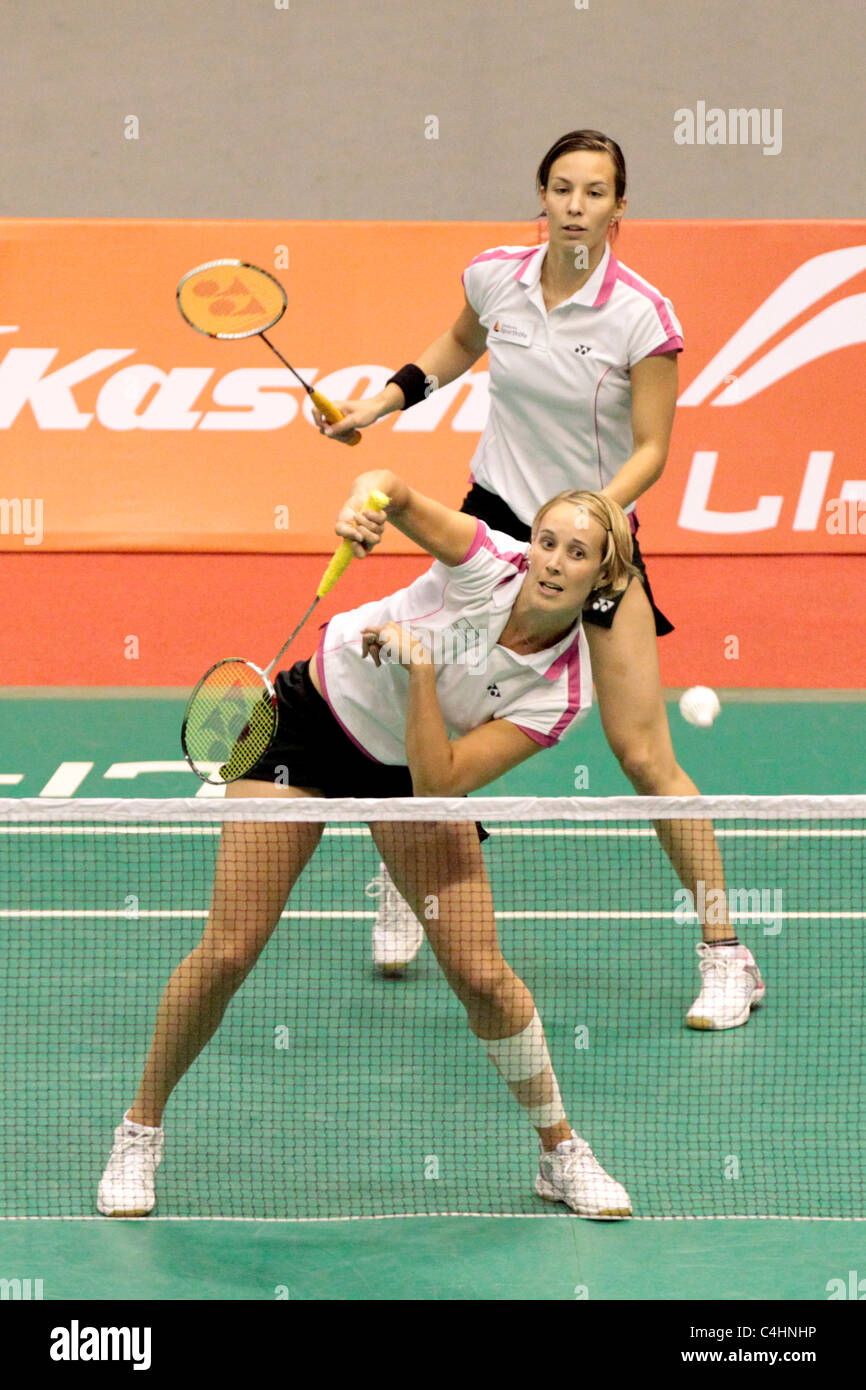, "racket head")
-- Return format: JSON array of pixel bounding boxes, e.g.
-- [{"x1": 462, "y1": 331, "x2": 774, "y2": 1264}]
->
[
  {"x1": 176, "y1": 259, "x2": 287, "y2": 340},
  {"x1": 181, "y1": 659, "x2": 278, "y2": 785}
]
